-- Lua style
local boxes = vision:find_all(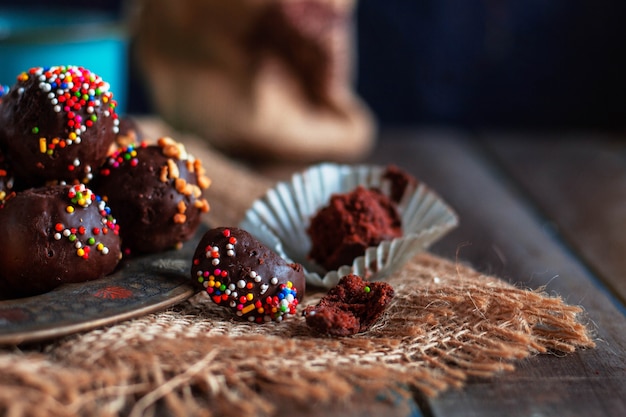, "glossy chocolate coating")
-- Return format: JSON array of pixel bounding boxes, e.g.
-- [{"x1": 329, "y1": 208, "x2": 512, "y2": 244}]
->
[
  {"x1": 0, "y1": 184, "x2": 122, "y2": 296},
  {"x1": 93, "y1": 139, "x2": 210, "y2": 254},
  {"x1": 191, "y1": 227, "x2": 306, "y2": 323},
  {"x1": 0, "y1": 66, "x2": 118, "y2": 187}
]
